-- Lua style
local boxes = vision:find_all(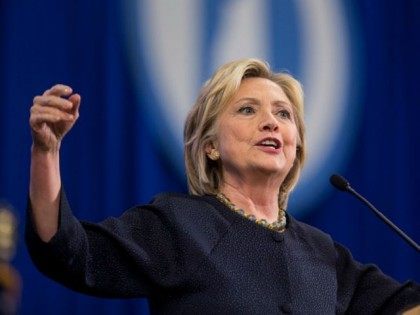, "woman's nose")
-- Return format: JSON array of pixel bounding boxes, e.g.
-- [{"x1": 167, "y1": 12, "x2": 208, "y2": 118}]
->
[{"x1": 259, "y1": 111, "x2": 279, "y2": 132}]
